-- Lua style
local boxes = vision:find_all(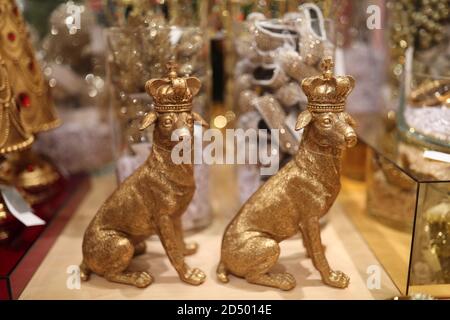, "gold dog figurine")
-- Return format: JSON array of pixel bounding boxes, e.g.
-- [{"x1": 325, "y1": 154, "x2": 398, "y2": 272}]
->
[
  {"x1": 217, "y1": 58, "x2": 356, "y2": 290},
  {"x1": 80, "y1": 62, "x2": 208, "y2": 288}
]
